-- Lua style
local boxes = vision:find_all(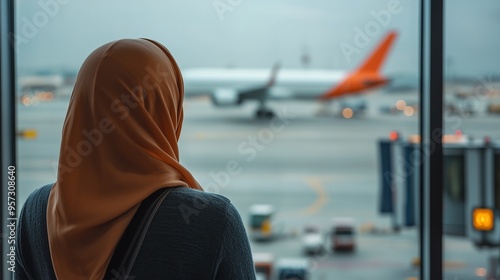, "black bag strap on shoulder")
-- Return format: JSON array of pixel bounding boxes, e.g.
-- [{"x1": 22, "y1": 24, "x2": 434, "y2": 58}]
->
[{"x1": 104, "y1": 187, "x2": 173, "y2": 280}]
